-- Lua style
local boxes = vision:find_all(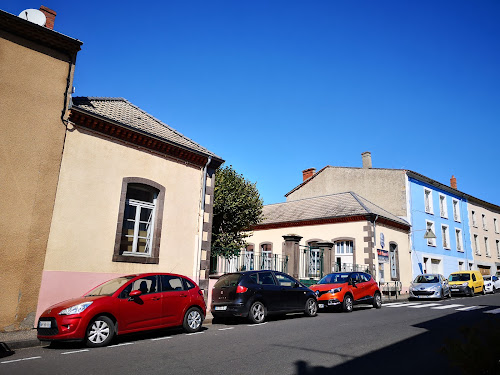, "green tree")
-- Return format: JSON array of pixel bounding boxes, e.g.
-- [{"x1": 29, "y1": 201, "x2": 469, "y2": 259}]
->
[{"x1": 211, "y1": 165, "x2": 263, "y2": 256}]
